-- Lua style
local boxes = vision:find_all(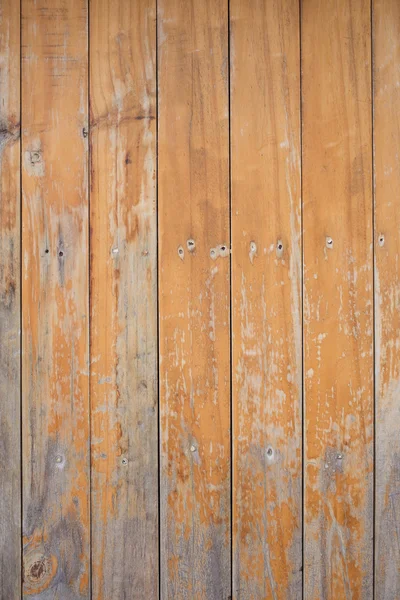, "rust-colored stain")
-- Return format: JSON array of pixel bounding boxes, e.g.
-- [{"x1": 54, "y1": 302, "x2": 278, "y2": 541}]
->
[{"x1": 1, "y1": 0, "x2": 398, "y2": 599}]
